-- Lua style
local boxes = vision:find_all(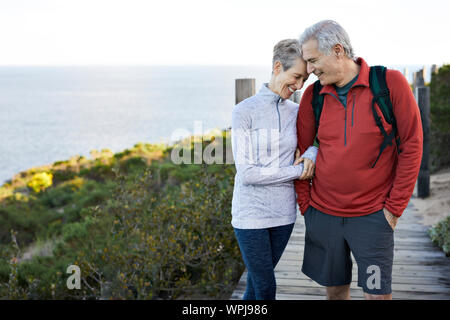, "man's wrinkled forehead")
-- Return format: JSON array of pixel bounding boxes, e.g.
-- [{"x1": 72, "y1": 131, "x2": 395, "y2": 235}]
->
[{"x1": 301, "y1": 39, "x2": 320, "y2": 61}]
